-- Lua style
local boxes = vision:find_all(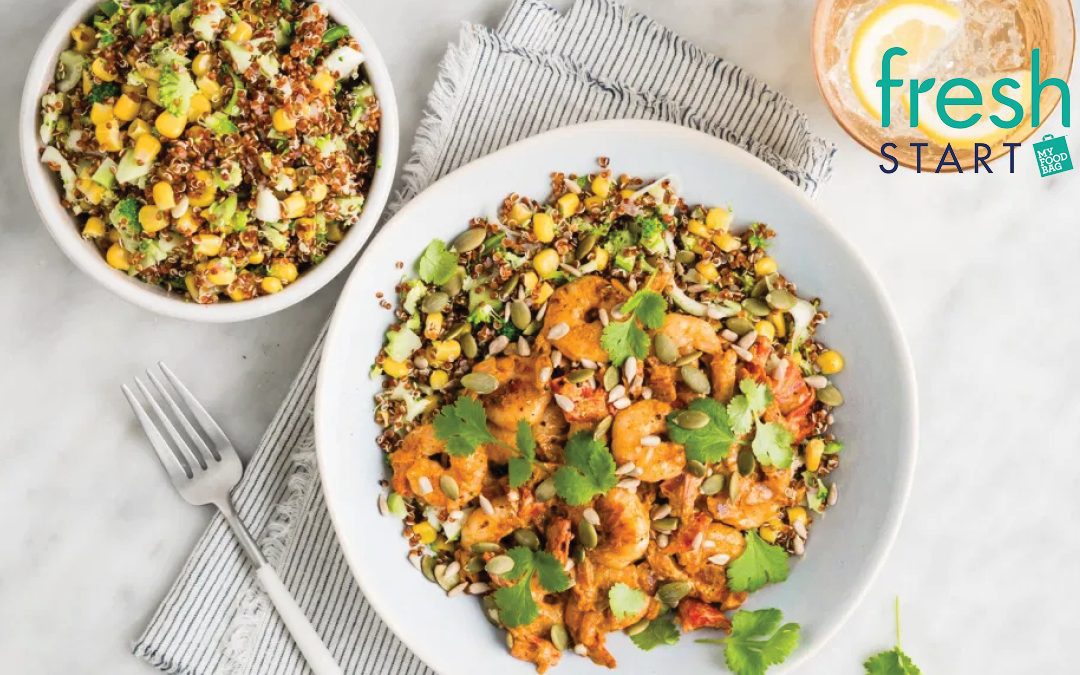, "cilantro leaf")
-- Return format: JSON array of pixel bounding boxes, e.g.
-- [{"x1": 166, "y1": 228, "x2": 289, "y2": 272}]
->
[
  {"x1": 507, "y1": 420, "x2": 536, "y2": 488},
  {"x1": 751, "y1": 420, "x2": 794, "y2": 468},
  {"x1": 503, "y1": 546, "x2": 535, "y2": 582},
  {"x1": 630, "y1": 612, "x2": 680, "y2": 651},
  {"x1": 865, "y1": 649, "x2": 921, "y2": 675},
  {"x1": 666, "y1": 398, "x2": 735, "y2": 464},
  {"x1": 417, "y1": 239, "x2": 458, "y2": 285},
  {"x1": 494, "y1": 576, "x2": 538, "y2": 628},
  {"x1": 720, "y1": 609, "x2": 800, "y2": 675},
  {"x1": 727, "y1": 531, "x2": 789, "y2": 592},
  {"x1": 600, "y1": 319, "x2": 650, "y2": 367},
  {"x1": 533, "y1": 551, "x2": 572, "y2": 592},
  {"x1": 608, "y1": 583, "x2": 648, "y2": 619},
  {"x1": 553, "y1": 432, "x2": 616, "y2": 505},
  {"x1": 621, "y1": 289, "x2": 667, "y2": 329},
  {"x1": 727, "y1": 378, "x2": 773, "y2": 435},
  {"x1": 433, "y1": 398, "x2": 496, "y2": 457}
]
